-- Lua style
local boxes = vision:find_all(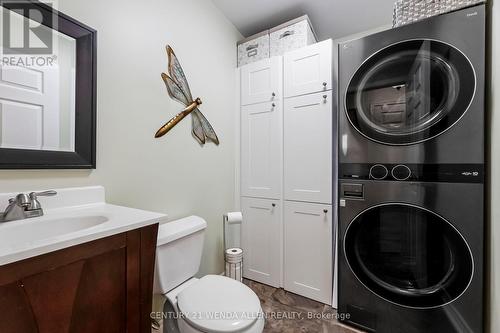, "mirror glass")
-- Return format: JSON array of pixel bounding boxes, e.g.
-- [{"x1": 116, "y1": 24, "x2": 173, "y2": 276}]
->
[{"x1": 0, "y1": 8, "x2": 76, "y2": 152}]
